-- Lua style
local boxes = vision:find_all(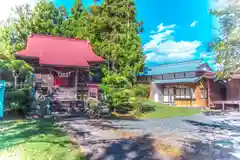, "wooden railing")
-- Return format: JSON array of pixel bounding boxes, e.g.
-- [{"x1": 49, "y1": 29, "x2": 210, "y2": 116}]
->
[{"x1": 211, "y1": 101, "x2": 240, "y2": 111}]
